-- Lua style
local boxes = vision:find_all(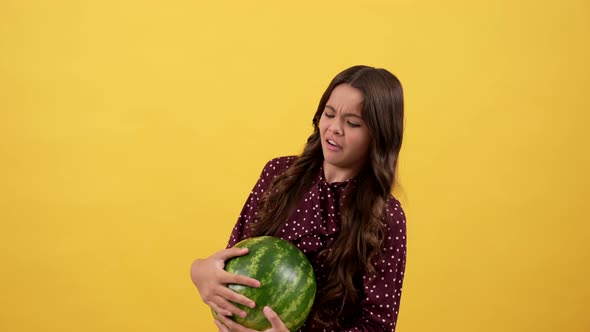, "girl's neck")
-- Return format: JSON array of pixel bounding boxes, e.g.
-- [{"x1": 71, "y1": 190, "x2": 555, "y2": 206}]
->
[{"x1": 322, "y1": 161, "x2": 360, "y2": 184}]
